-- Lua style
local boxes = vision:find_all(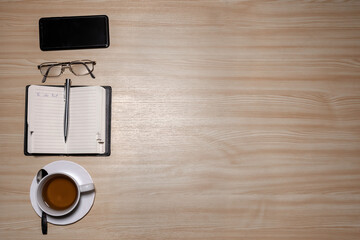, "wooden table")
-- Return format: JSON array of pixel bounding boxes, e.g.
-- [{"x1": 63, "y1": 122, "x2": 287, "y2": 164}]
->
[{"x1": 1, "y1": 1, "x2": 360, "y2": 239}]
